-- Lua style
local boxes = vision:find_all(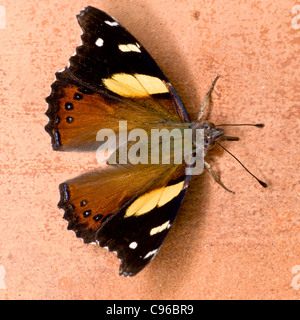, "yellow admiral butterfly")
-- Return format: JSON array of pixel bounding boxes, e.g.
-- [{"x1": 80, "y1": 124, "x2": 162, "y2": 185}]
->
[{"x1": 45, "y1": 6, "x2": 267, "y2": 277}]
